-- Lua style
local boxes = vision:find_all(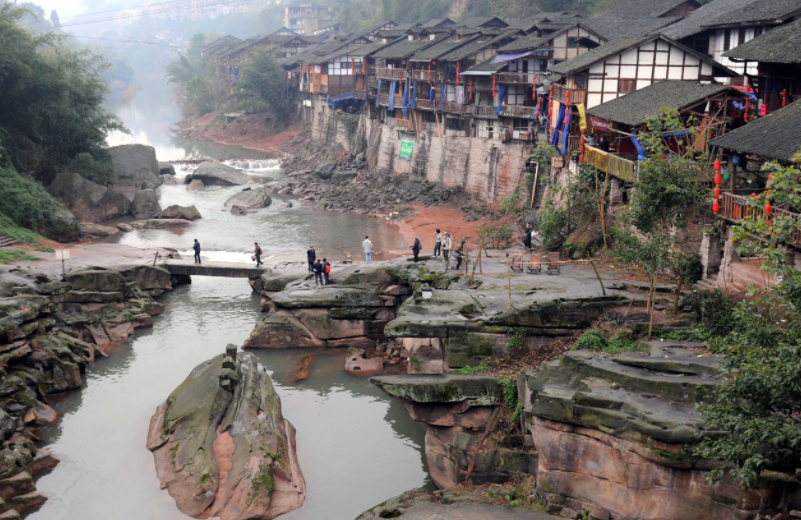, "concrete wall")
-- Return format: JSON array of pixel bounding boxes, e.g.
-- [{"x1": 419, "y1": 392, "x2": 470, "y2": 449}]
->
[{"x1": 309, "y1": 101, "x2": 532, "y2": 203}]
